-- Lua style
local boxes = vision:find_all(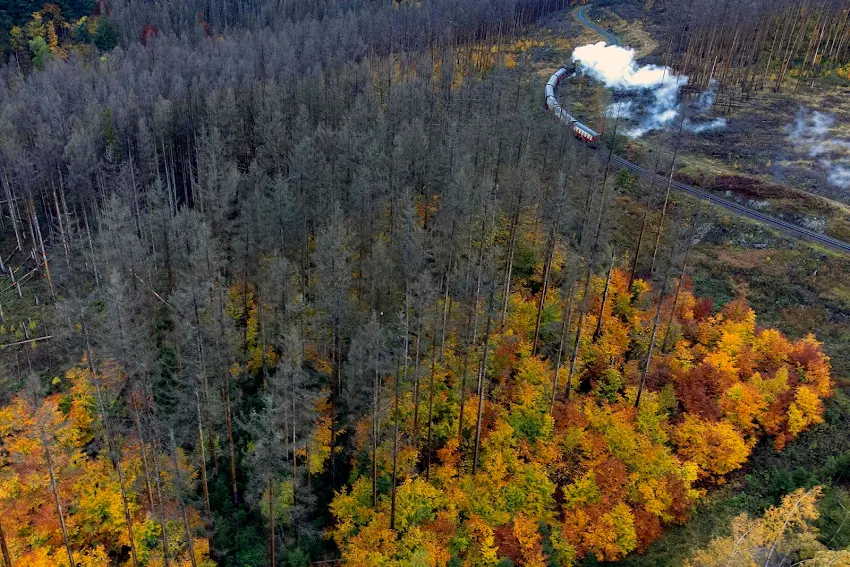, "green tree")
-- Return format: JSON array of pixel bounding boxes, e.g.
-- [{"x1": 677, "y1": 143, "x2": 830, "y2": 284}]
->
[
  {"x1": 93, "y1": 17, "x2": 116, "y2": 51},
  {"x1": 29, "y1": 35, "x2": 49, "y2": 70}
]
